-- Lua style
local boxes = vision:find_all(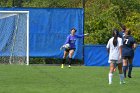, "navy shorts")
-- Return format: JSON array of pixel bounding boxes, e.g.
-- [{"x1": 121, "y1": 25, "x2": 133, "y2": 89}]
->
[
  {"x1": 122, "y1": 49, "x2": 134, "y2": 59},
  {"x1": 122, "y1": 56, "x2": 134, "y2": 59},
  {"x1": 65, "y1": 48, "x2": 76, "y2": 52}
]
